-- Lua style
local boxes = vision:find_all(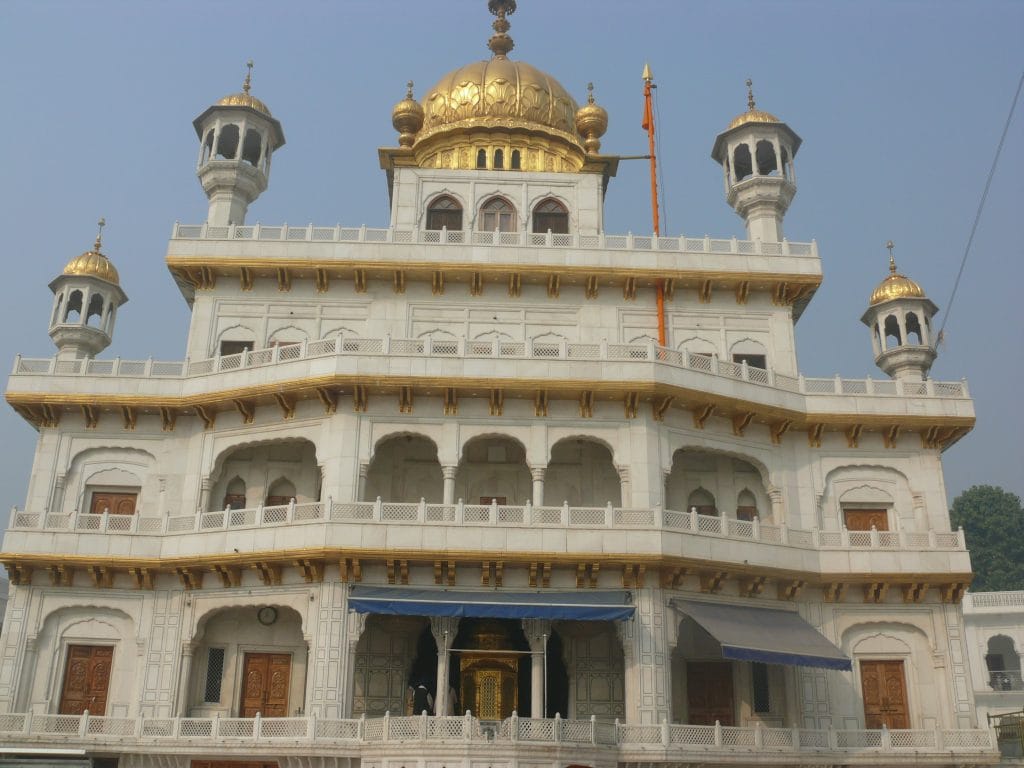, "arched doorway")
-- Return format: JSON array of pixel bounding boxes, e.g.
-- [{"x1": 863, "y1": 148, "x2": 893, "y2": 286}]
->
[
  {"x1": 455, "y1": 436, "x2": 530, "y2": 505},
  {"x1": 364, "y1": 434, "x2": 443, "y2": 502},
  {"x1": 545, "y1": 438, "x2": 620, "y2": 507}
]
